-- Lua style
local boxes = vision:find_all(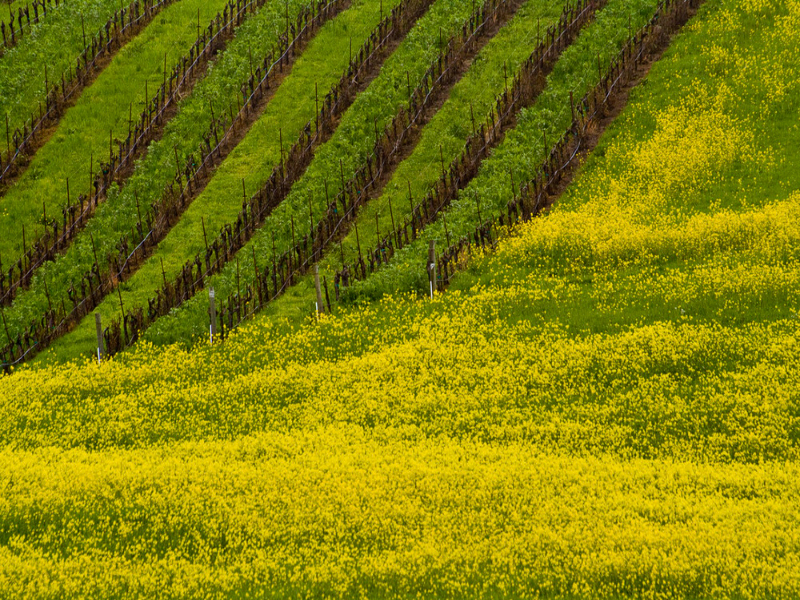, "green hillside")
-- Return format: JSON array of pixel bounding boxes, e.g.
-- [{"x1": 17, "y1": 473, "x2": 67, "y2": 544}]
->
[{"x1": 0, "y1": 0, "x2": 798, "y2": 597}]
